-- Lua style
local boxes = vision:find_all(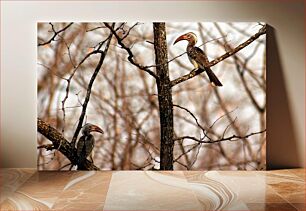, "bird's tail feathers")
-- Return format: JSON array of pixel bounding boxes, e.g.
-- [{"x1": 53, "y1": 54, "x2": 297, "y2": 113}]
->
[{"x1": 205, "y1": 68, "x2": 223, "y2": 86}]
